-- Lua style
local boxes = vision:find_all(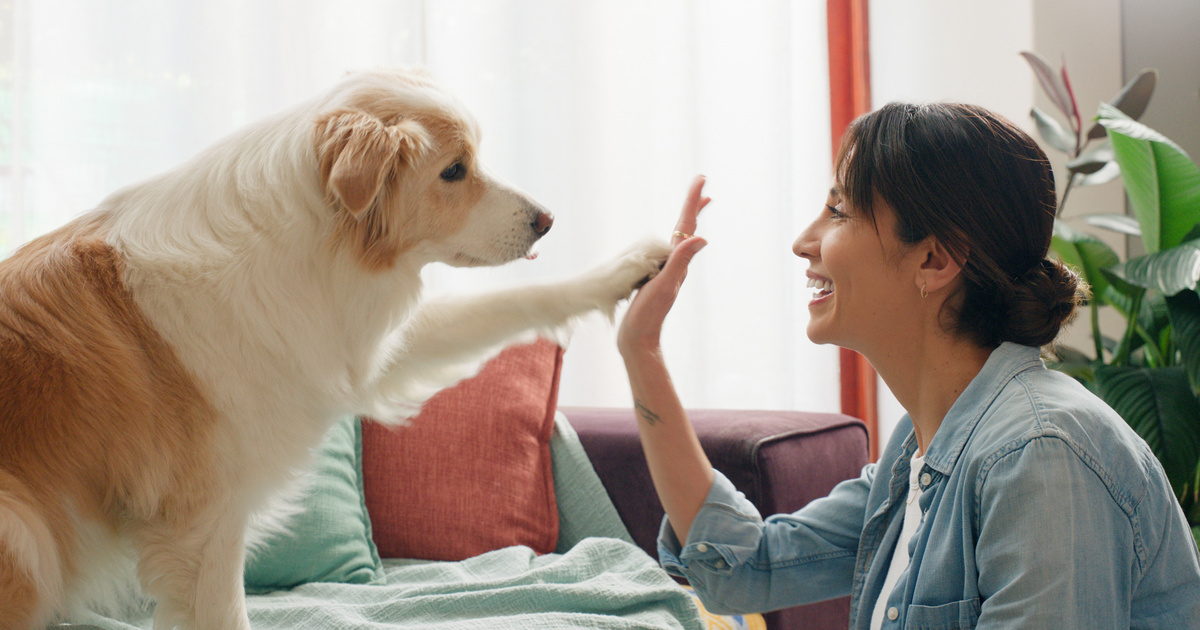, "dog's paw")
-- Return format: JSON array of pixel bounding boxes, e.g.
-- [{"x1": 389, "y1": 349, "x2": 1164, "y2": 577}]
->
[
  {"x1": 618, "y1": 237, "x2": 674, "y2": 287},
  {"x1": 586, "y1": 238, "x2": 672, "y2": 319}
]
